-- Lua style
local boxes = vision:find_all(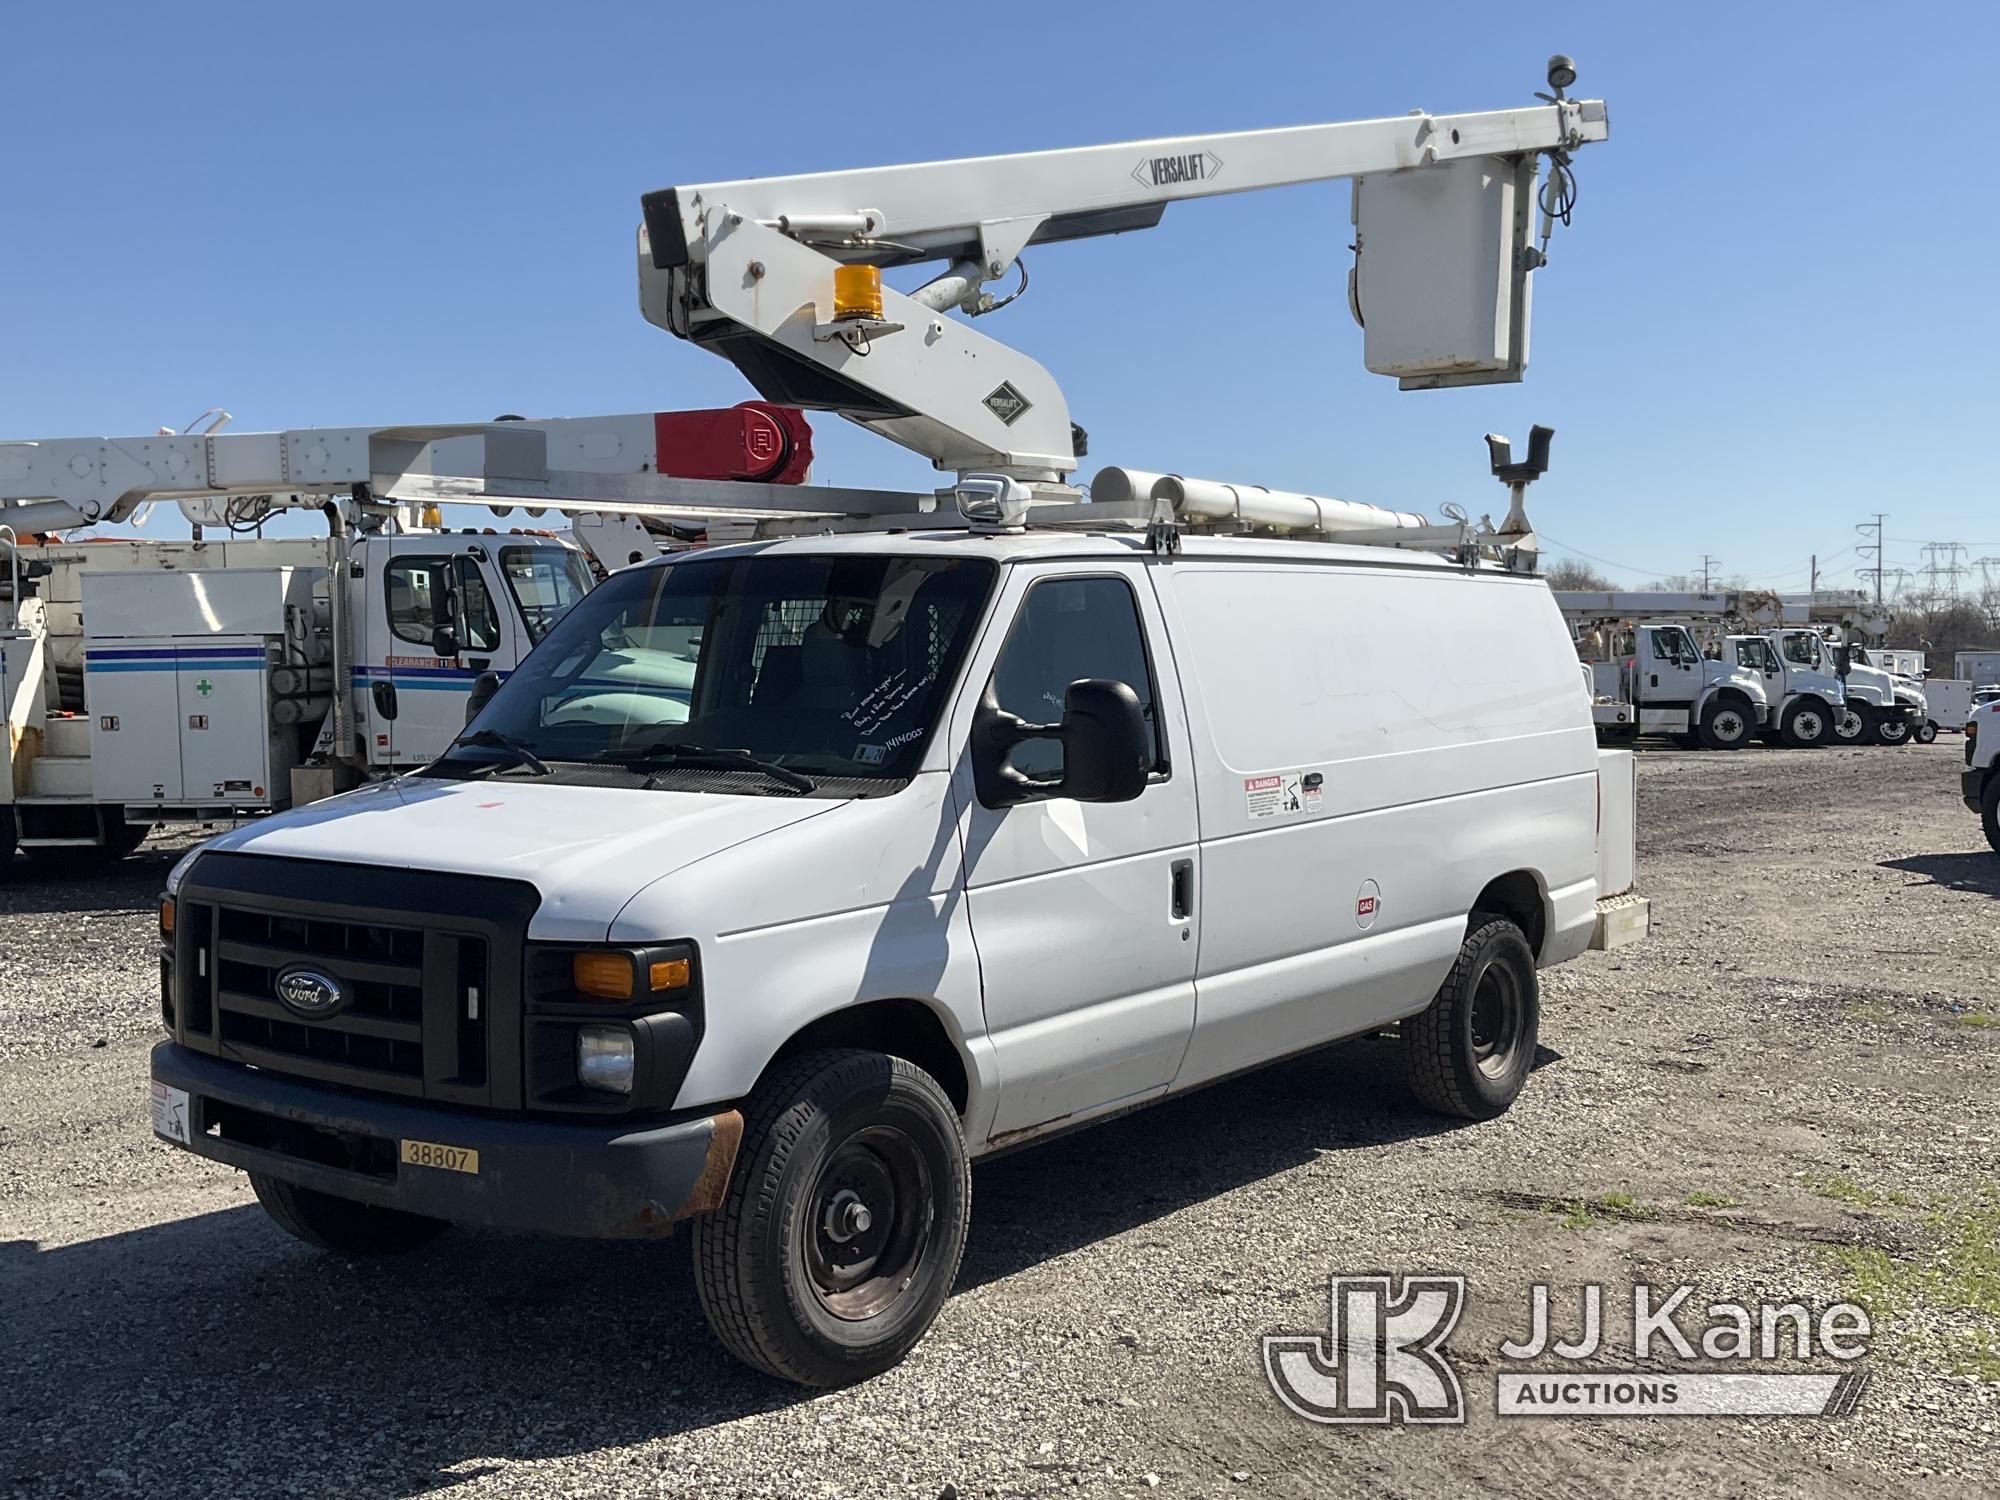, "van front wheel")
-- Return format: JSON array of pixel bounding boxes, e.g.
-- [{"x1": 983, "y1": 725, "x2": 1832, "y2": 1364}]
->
[
  {"x1": 250, "y1": 1174, "x2": 448, "y2": 1255},
  {"x1": 692, "y1": 1049, "x2": 970, "y2": 1387},
  {"x1": 1402, "y1": 916, "x2": 1540, "y2": 1120}
]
